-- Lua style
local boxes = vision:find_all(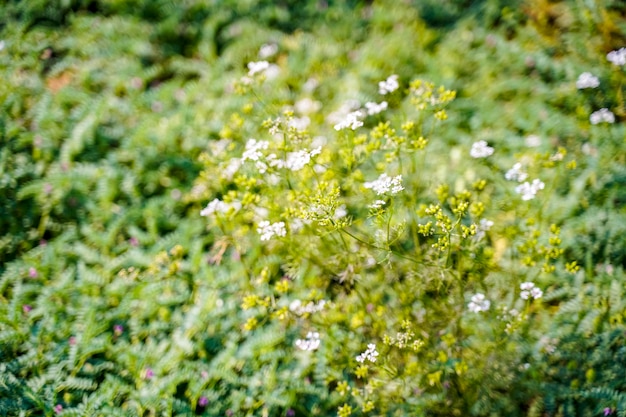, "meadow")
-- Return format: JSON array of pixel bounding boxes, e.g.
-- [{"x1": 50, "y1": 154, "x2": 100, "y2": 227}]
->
[{"x1": 1, "y1": 0, "x2": 626, "y2": 416}]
